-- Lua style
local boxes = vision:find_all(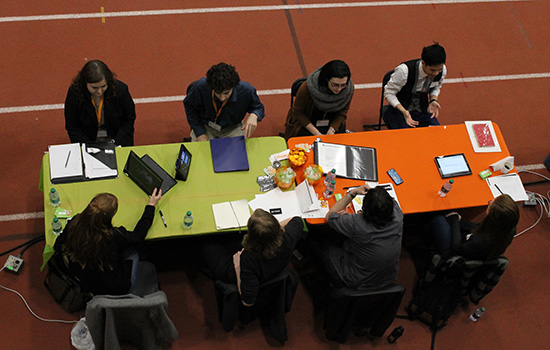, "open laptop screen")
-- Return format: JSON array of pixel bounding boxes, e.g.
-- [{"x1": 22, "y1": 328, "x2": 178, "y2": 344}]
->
[{"x1": 123, "y1": 151, "x2": 163, "y2": 195}]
